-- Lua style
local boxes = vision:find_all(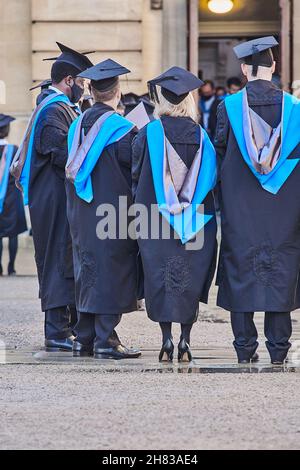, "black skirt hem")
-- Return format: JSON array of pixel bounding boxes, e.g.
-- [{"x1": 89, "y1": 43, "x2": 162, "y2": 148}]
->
[
  {"x1": 148, "y1": 317, "x2": 196, "y2": 325},
  {"x1": 0, "y1": 230, "x2": 27, "y2": 238}
]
